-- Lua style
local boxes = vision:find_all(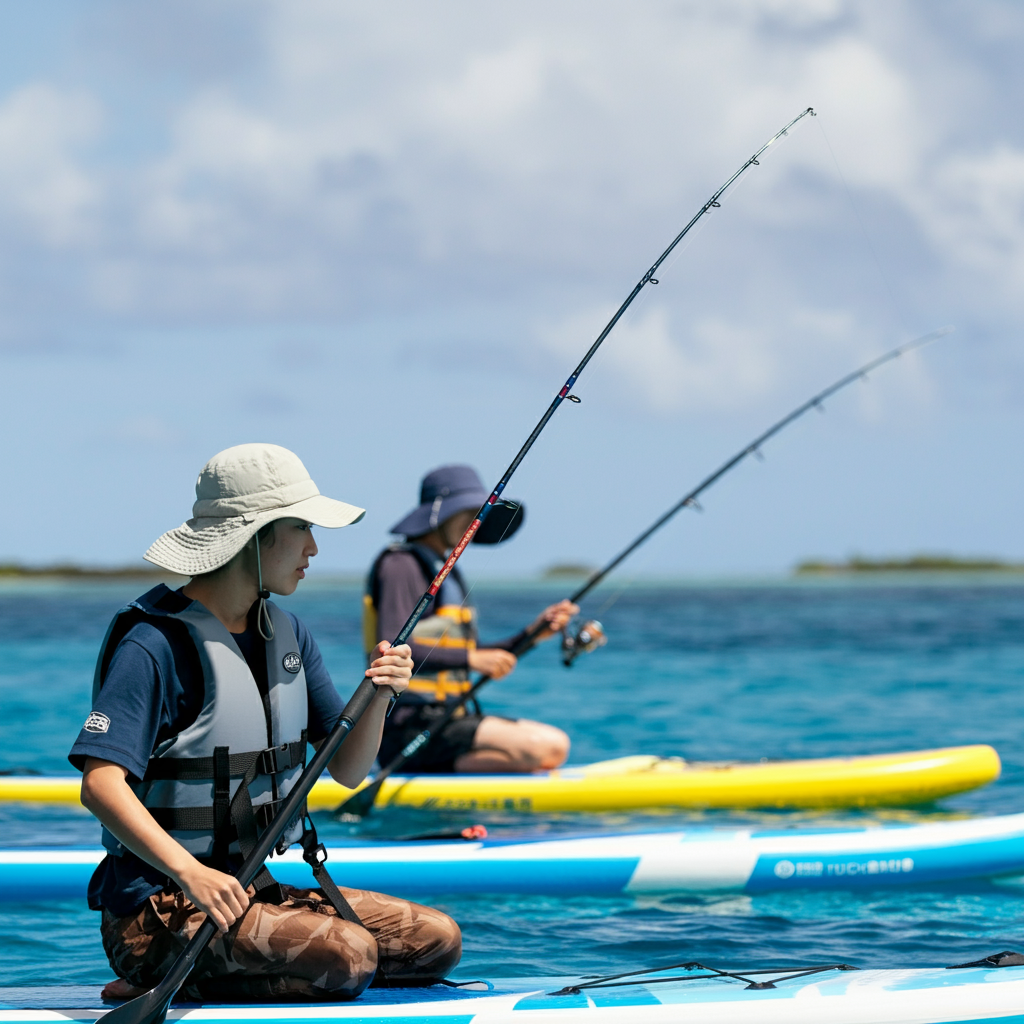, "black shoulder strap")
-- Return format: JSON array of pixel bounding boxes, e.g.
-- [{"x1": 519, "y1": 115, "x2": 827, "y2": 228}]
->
[
  {"x1": 368, "y1": 543, "x2": 437, "y2": 609},
  {"x1": 96, "y1": 590, "x2": 197, "y2": 692},
  {"x1": 367, "y1": 542, "x2": 471, "y2": 616}
]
